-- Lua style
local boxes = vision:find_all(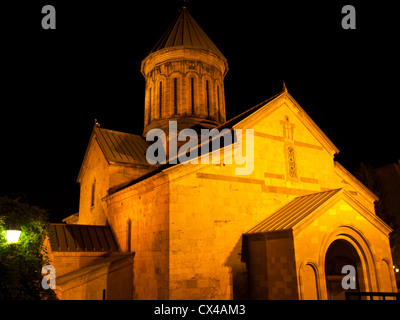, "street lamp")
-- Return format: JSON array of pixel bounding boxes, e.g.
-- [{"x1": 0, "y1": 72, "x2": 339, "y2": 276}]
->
[{"x1": 5, "y1": 224, "x2": 21, "y2": 244}]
